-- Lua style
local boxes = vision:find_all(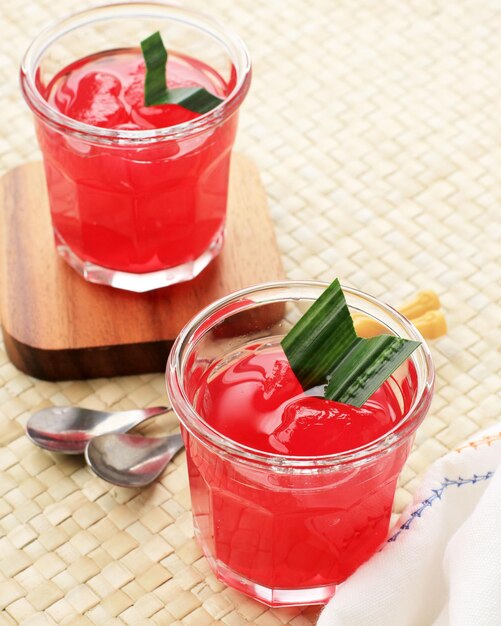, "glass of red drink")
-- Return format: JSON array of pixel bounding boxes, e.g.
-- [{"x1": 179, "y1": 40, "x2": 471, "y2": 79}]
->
[
  {"x1": 20, "y1": 3, "x2": 251, "y2": 291},
  {"x1": 166, "y1": 281, "x2": 434, "y2": 607}
]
